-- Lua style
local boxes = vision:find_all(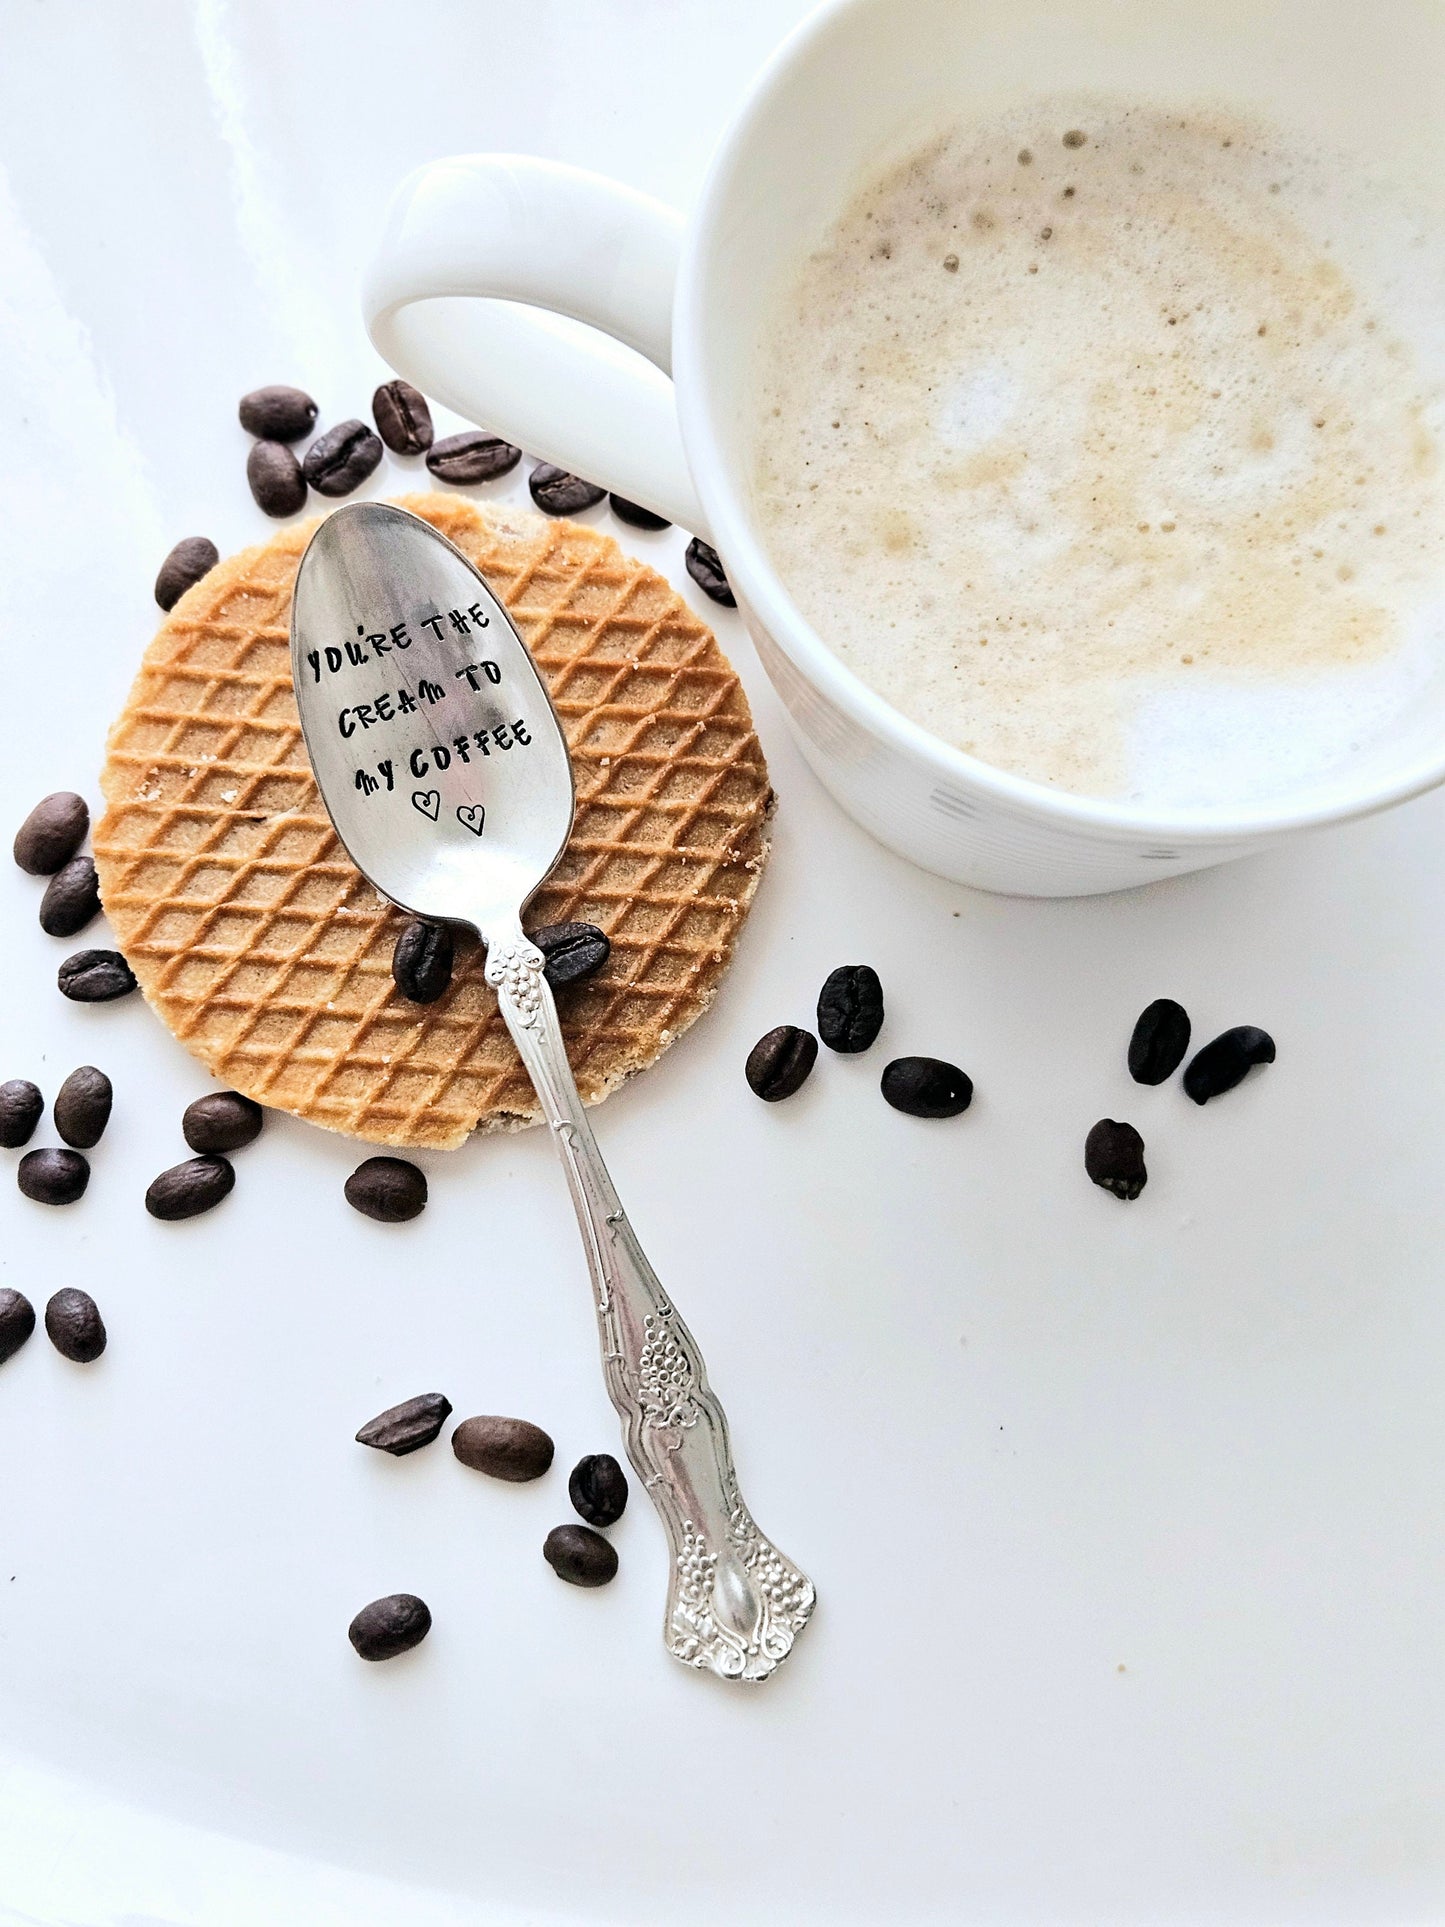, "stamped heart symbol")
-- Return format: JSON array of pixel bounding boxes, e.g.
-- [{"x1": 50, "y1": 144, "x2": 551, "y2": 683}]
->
[
  {"x1": 457, "y1": 804, "x2": 486, "y2": 836},
  {"x1": 411, "y1": 789, "x2": 440, "y2": 822}
]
